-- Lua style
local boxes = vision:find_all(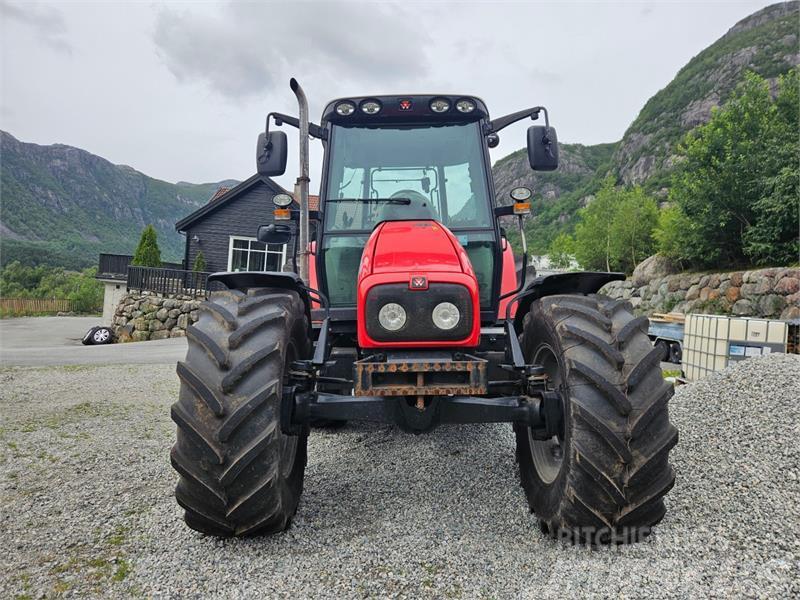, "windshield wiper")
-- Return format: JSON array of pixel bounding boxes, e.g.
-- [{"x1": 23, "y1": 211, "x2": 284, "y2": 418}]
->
[{"x1": 326, "y1": 197, "x2": 411, "y2": 205}]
